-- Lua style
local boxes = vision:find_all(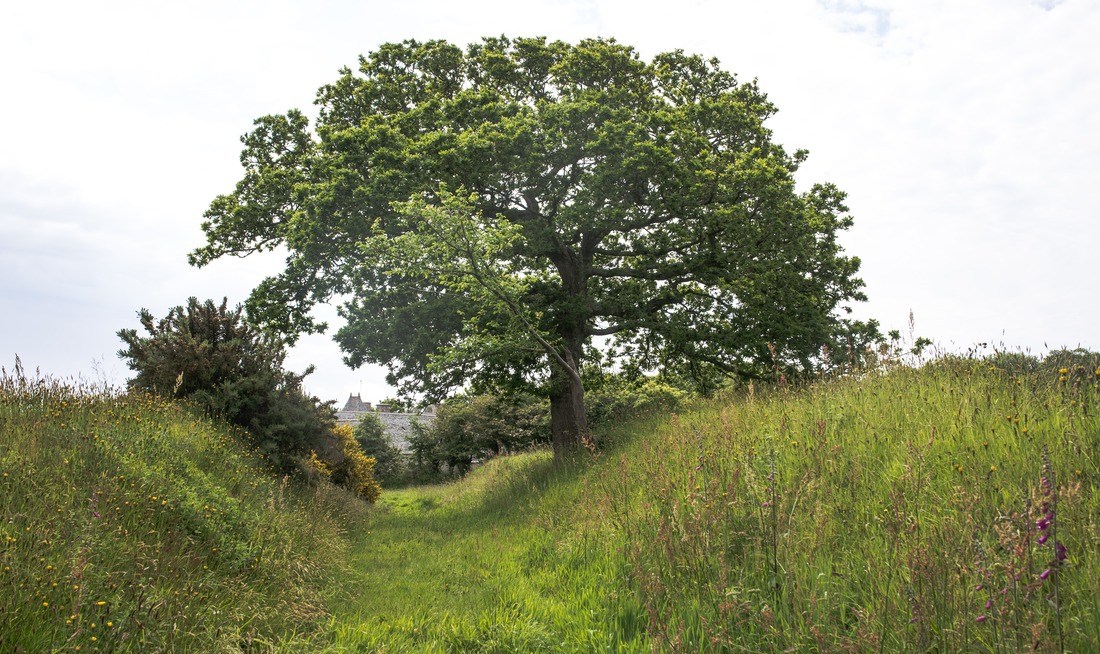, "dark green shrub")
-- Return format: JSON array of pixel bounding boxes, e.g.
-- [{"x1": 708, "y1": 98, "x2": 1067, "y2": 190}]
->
[
  {"x1": 1041, "y1": 348, "x2": 1100, "y2": 378},
  {"x1": 117, "y1": 297, "x2": 334, "y2": 469}
]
